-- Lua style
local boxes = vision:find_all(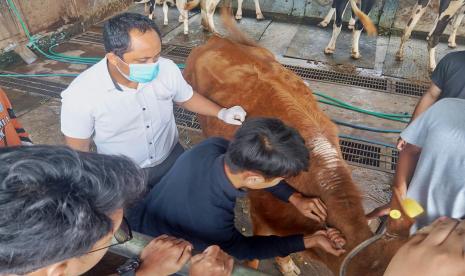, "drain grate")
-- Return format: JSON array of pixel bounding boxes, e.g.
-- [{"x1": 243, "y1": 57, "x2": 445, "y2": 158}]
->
[
  {"x1": 174, "y1": 106, "x2": 201, "y2": 130},
  {"x1": 70, "y1": 32, "x2": 104, "y2": 45},
  {"x1": 0, "y1": 74, "x2": 67, "y2": 97},
  {"x1": 394, "y1": 81, "x2": 429, "y2": 97},
  {"x1": 284, "y1": 64, "x2": 388, "y2": 92},
  {"x1": 158, "y1": 44, "x2": 428, "y2": 97}
]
